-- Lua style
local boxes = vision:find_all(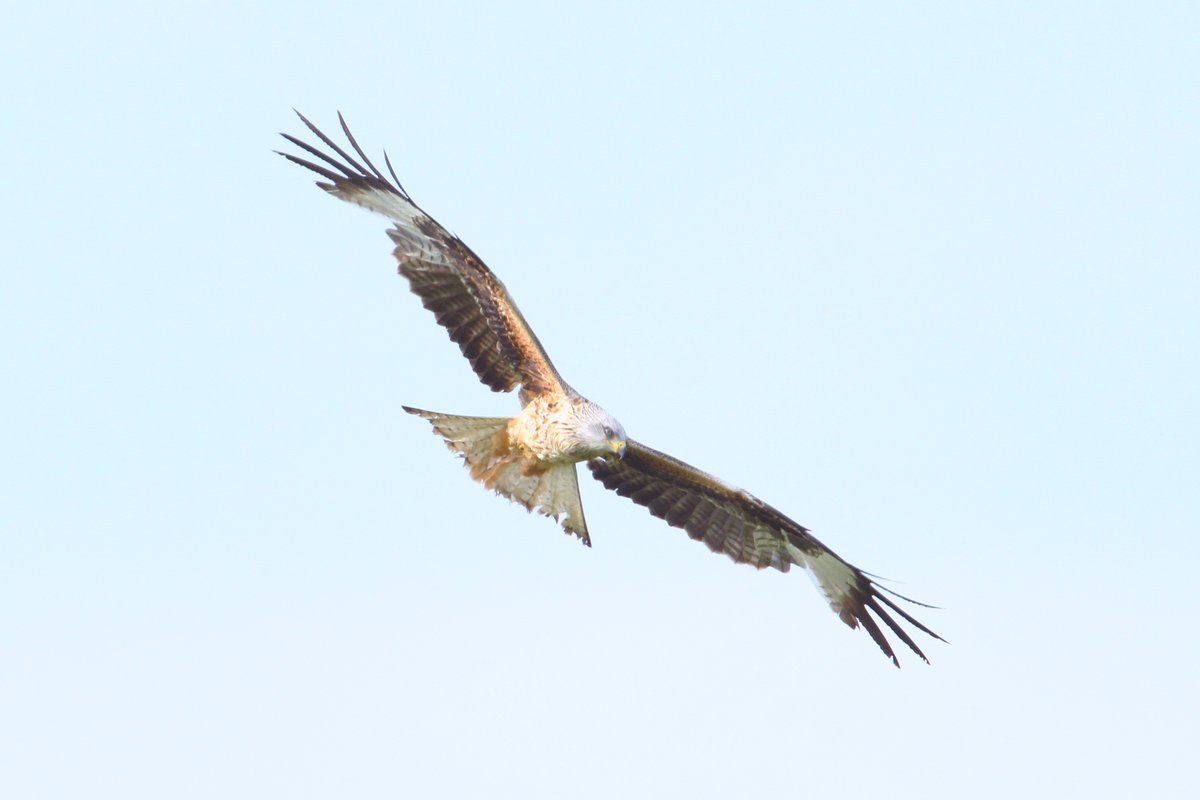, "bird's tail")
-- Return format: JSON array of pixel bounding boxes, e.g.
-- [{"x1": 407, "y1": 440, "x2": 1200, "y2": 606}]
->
[
  {"x1": 403, "y1": 406, "x2": 591, "y2": 545},
  {"x1": 403, "y1": 406, "x2": 512, "y2": 472}
]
